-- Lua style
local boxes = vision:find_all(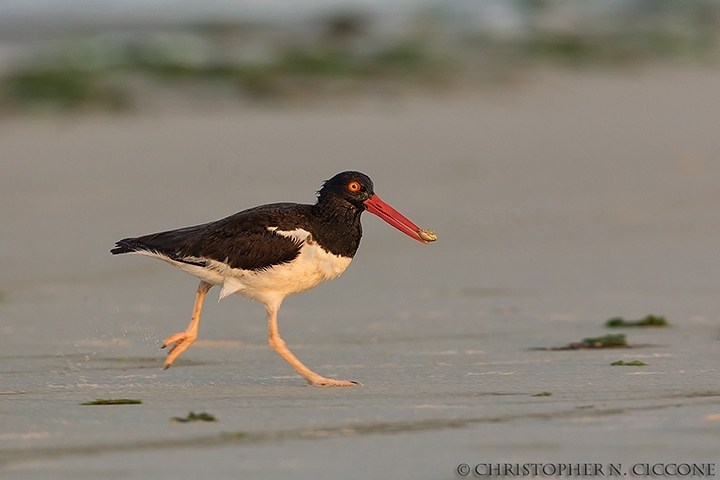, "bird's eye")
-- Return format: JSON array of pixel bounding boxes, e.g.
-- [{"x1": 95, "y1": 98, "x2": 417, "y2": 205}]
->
[{"x1": 347, "y1": 181, "x2": 361, "y2": 192}]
